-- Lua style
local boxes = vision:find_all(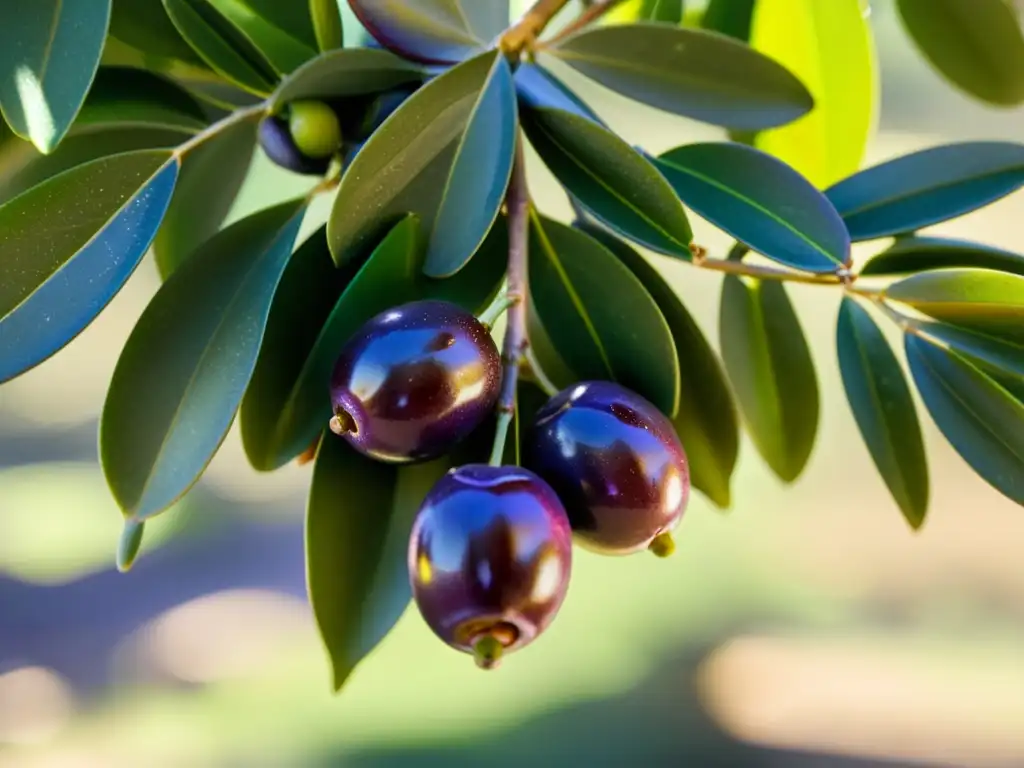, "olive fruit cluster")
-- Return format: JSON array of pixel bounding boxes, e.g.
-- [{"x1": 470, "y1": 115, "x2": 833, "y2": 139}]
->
[
  {"x1": 259, "y1": 85, "x2": 418, "y2": 176},
  {"x1": 328, "y1": 300, "x2": 690, "y2": 670}
]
